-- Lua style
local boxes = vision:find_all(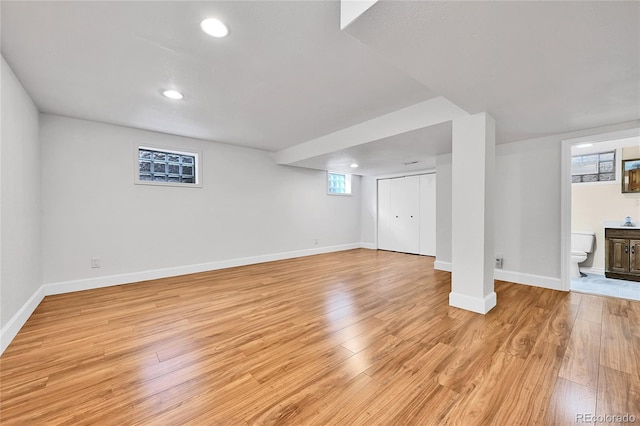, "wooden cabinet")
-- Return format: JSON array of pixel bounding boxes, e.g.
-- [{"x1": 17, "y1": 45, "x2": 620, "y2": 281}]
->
[{"x1": 605, "y1": 228, "x2": 640, "y2": 281}]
